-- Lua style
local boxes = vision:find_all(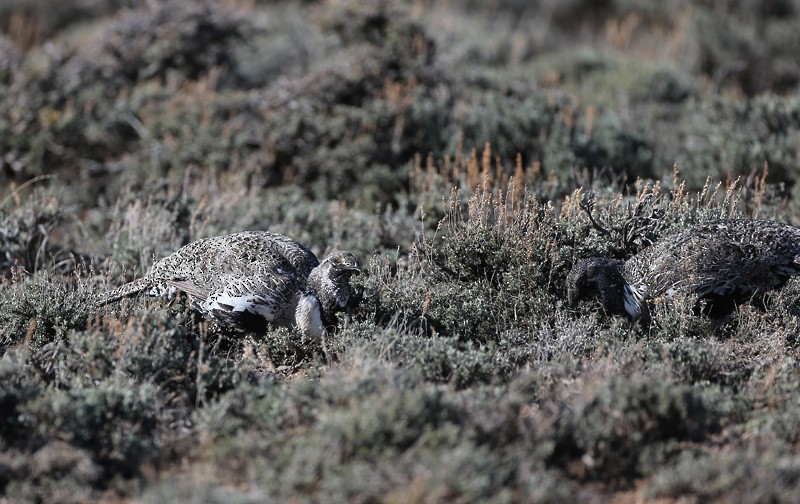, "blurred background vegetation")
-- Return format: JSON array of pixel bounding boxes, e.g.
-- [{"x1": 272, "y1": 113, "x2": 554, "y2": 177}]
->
[{"x1": 2, "y1": 0, "x2": 800, "y2": 502}]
